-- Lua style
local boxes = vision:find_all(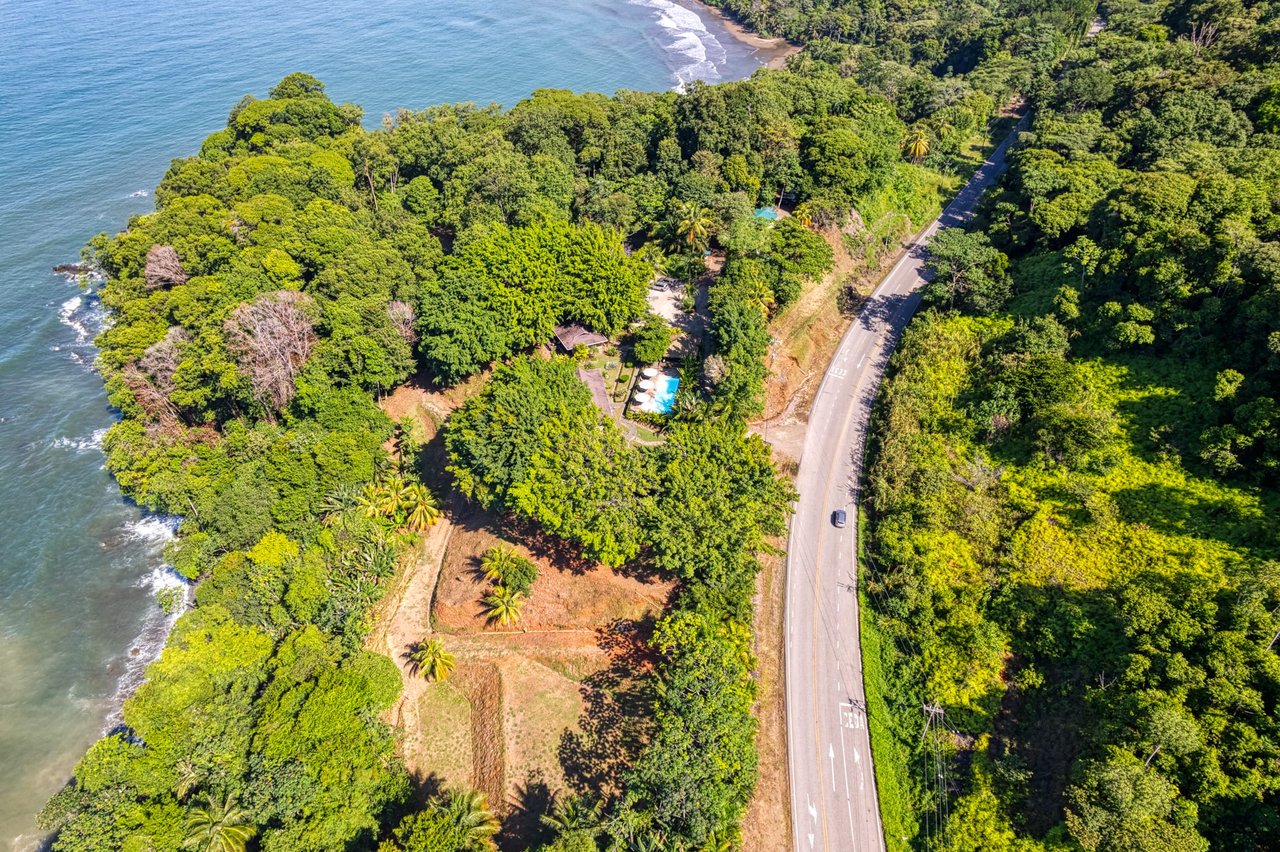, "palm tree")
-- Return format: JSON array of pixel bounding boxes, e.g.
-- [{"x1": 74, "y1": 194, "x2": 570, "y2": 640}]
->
[
  {"x1": 406, "y1": 638, "x2": 456, "y2": 682},
  {"x1": 381, "y1": 476, "x2": 407, "y2": 517},
  {"x1": 358, "y1": 482, "x2": 387, "y2": 520},
  {"x1": 440, "y1": 788, "x2": 501, "y2": 851},
  {"x1": 541, "y1": 793, "x2": 604, "y2": 835},
  {"x1": 182, "y1": 792, "x2": 256, "y2": 852},
  {"x1": 398, "y1": 481, "x2": 441, "y2": 532},
  {"x1": 359, "y1": 477, "x2": 408, "y2": 523},
  {"x1": 629, "y1": 832, "x2": 673, "y2": 852},
  {"x1": 484, "y1": 585, "x2": 526, "y2": 627},
  {"x1": 699, "y1": 828, "x2": 739, "y2": 851},
  {"x1": 901, "y1": 123, "x2": 930, "y2": 163},
  {"x1": 673, "y1": 200, "x2": 715, "y2": 252},
  {"x1": 480, "y1": 545, "x2": 519, "y2": 583},
  {"x1": 320, "y1": 483, "x2": 360, "y2": 527},
  {"x1": 175, "y1": 758, "x2": 200, "y2": 801}
]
